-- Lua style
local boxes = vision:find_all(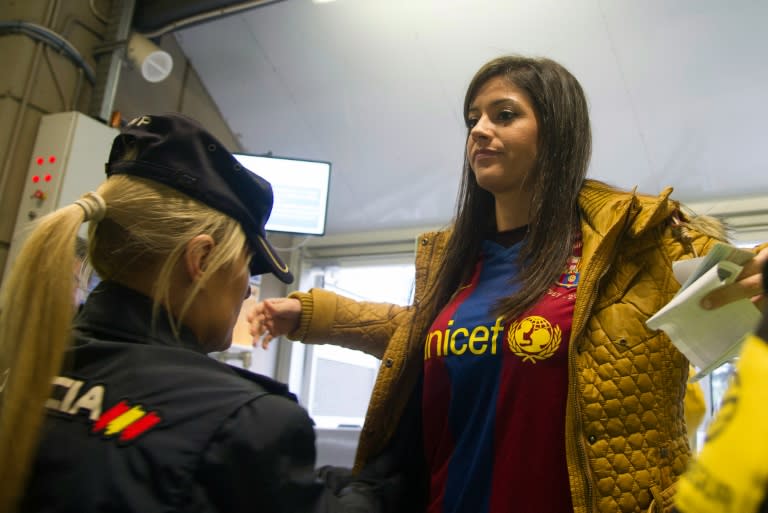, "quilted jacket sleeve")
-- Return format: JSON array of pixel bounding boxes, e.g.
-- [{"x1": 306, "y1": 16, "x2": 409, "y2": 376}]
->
[{"x1": 287, "y1": 288, "x2": 413, "y2": 359}]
